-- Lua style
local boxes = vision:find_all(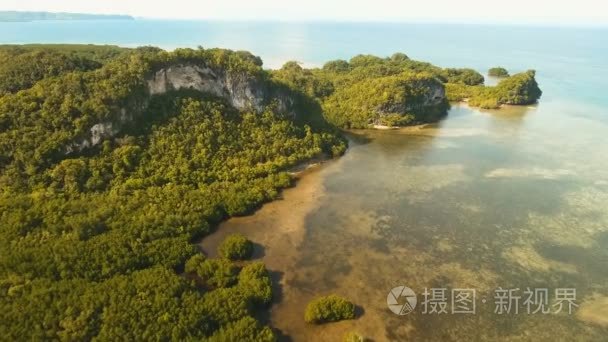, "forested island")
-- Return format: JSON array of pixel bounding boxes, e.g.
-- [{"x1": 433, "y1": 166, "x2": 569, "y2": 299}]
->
[
  {"x1": 273, "y1": 53, "x2": 541, "y2": 127},
  {"x1": 0, "y1": 44, "x2": 541, "y2": 340},
  {"x1": 0, "y1": 11, "x2": 134, "y2": 22}
]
